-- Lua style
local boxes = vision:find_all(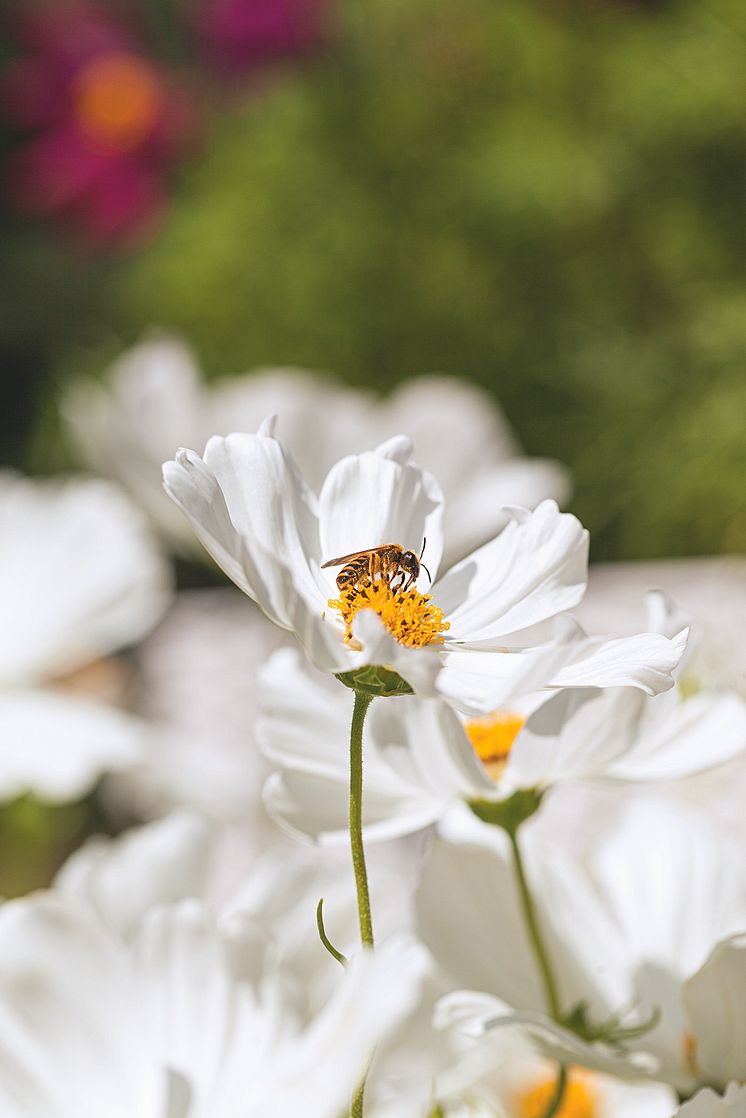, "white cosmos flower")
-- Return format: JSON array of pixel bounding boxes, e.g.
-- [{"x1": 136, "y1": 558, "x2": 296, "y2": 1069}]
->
[
  {"x1": 107, "y1": 590, "x2": 284, "y2": 851},
  {"x1": 52, "y1": 812, "x2": 439, "y2": 1115},
  {"x1": 163, "y1": 425, "x2": 685, "y2": 713},
  {"x1": 63, "y1": 332, "x2": 570, "y2": 564},
  {"x1": 575, "y1": 556, "x2": 746, "y2": 695},
  {"x1": 0, "y1": 472, "x2": 171, "y2": 802},
  {"x1": 257, "y1": 597, "x2": 736, "y2": 846},
  {"x1": 417, "y1": 798, "x2": 746, "y2": 1093},
  {"x1": 0, "y1": 892, "x2": 423, "y2": 1118}
]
